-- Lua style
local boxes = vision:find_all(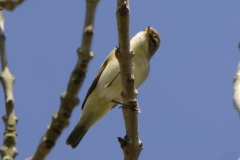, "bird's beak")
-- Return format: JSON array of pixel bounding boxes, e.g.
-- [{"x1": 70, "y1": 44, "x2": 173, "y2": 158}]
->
[{"x1": 145, "y1": 26, "x2": 151, "y2": 35}]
